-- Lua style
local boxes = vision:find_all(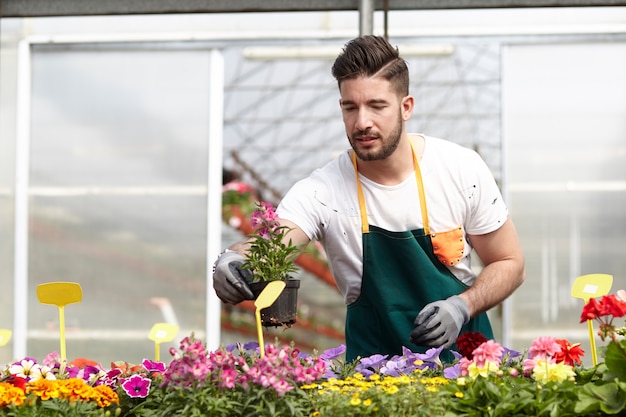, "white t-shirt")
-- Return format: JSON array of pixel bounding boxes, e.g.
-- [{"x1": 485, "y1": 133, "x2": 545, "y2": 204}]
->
[{"x1": 277, "y1": 135, "x2": 509, "y2": 304}]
